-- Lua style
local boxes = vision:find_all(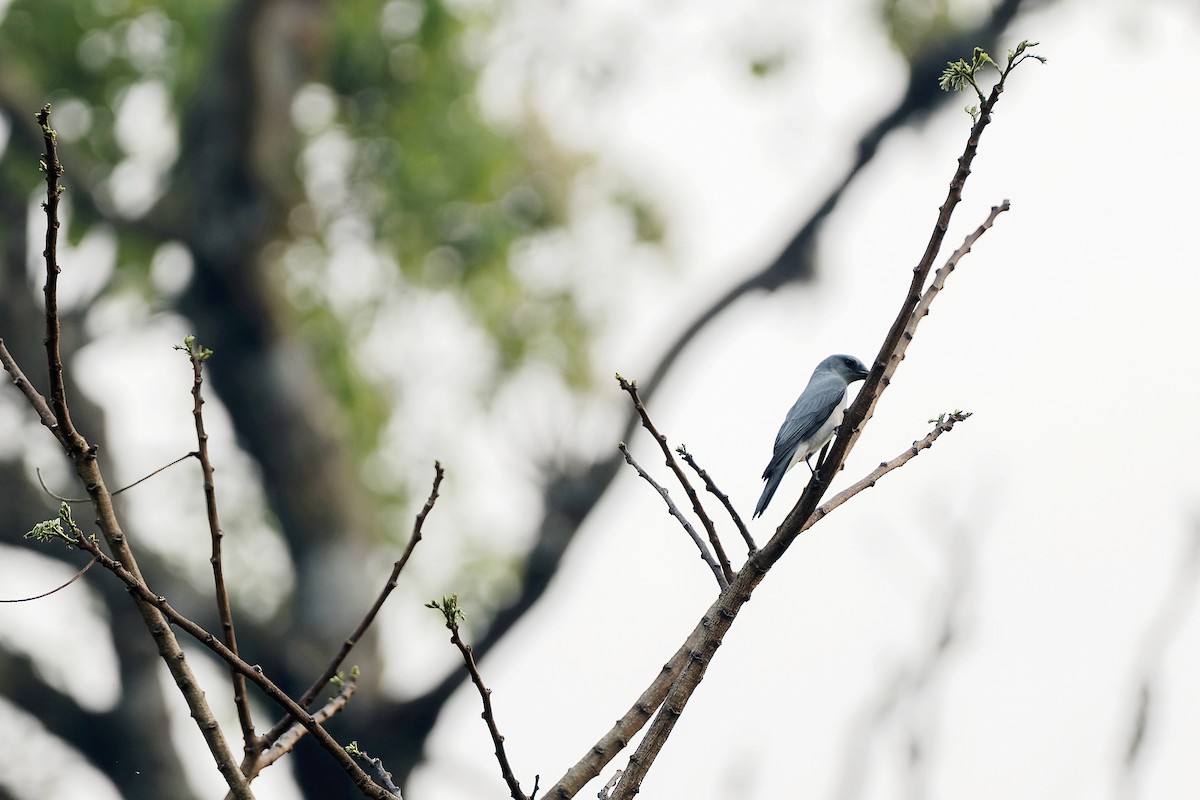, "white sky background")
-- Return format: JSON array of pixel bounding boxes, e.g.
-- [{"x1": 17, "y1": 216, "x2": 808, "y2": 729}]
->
[
  {"x1": 3, "y1": 0, "x2": 1200, "y2": 798},
  {"x1": 411, "y1": 0, "x2": 1200, "y2": 798}
]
